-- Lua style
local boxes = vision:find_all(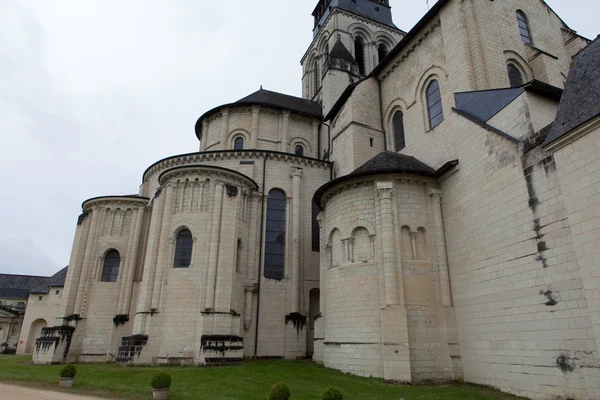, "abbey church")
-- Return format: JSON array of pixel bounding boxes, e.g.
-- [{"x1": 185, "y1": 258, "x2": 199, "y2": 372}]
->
[{"x1": 20, "y1": 1, "x2": 600, "y2": 399}]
